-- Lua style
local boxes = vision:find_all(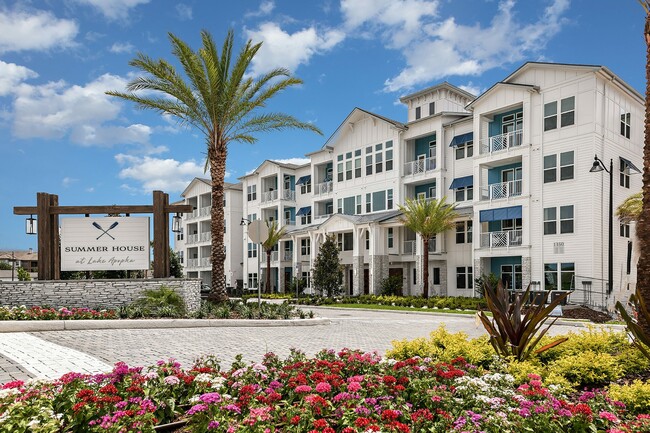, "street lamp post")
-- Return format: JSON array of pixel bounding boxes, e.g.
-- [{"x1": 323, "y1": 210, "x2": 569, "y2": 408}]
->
[{"x1": 589, "y1": 154, "x2": 613, "y2": 300}]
